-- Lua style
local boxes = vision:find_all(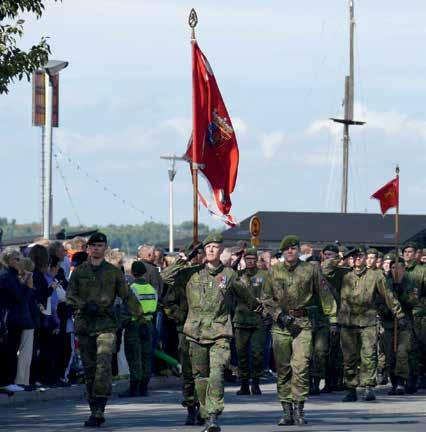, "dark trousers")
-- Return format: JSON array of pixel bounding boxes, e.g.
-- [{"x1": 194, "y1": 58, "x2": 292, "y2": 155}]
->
[{"x1": 4, "y1": 327, "x2": 22, "y2": 385}]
